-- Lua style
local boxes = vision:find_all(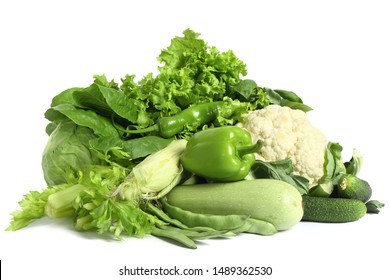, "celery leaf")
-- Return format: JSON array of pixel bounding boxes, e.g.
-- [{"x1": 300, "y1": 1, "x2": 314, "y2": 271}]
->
[{"x1": 7, "y1": 185, "x2": 68, "y2": 231}]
